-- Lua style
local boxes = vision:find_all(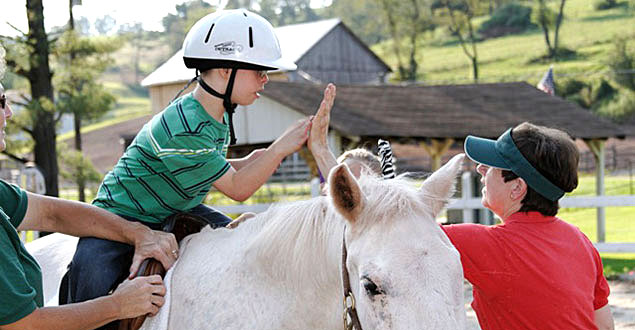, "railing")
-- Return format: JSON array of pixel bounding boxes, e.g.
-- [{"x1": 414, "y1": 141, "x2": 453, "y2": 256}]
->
[{"x1": 214, "y1": 173, "x2": 635, "y2": 253}]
